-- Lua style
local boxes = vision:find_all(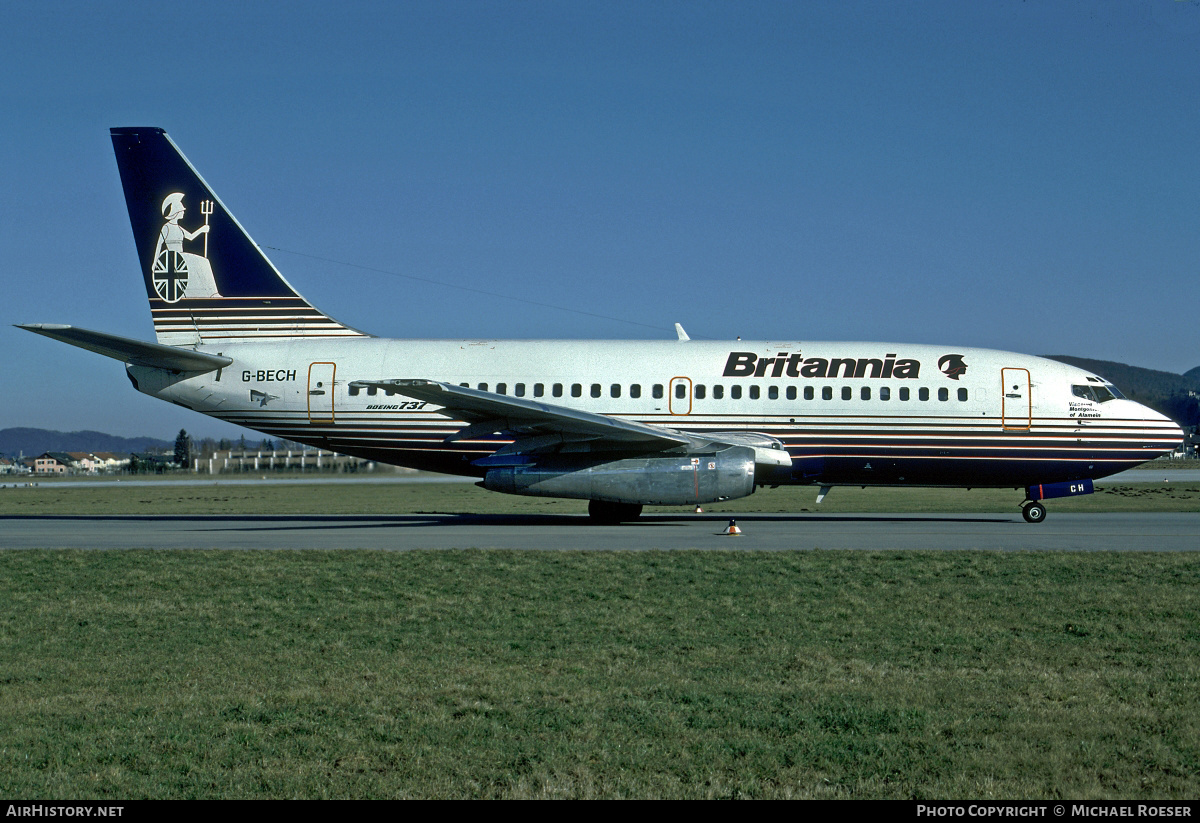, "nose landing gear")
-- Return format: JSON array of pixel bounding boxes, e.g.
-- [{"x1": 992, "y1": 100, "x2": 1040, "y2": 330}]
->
[
  {"x1": 1020, "y1": 479, "x2": 1094, "y2": 523},
  {"x1": 1021, "y1": 500, "x2": 1047, "y2": 523}
]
